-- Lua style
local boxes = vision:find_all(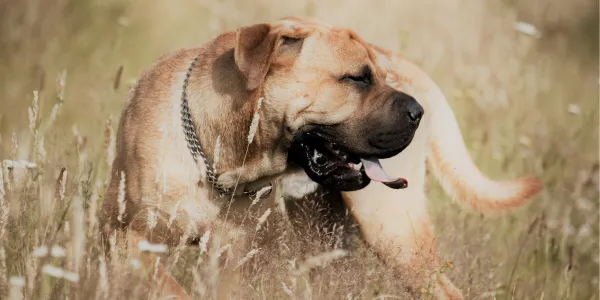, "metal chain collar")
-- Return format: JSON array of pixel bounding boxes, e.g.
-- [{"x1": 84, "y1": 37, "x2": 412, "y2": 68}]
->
[{"x1": 180, "y1": 54, "x2": 271, "y2": 198}]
